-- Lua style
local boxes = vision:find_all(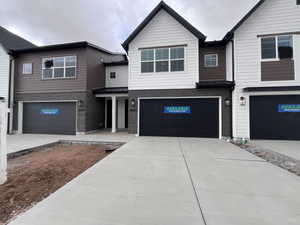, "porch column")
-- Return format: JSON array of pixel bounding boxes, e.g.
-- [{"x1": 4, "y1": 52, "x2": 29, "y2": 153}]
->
[{"x1": 111, "y1": 96, "x2": 117, "y2": 133}]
